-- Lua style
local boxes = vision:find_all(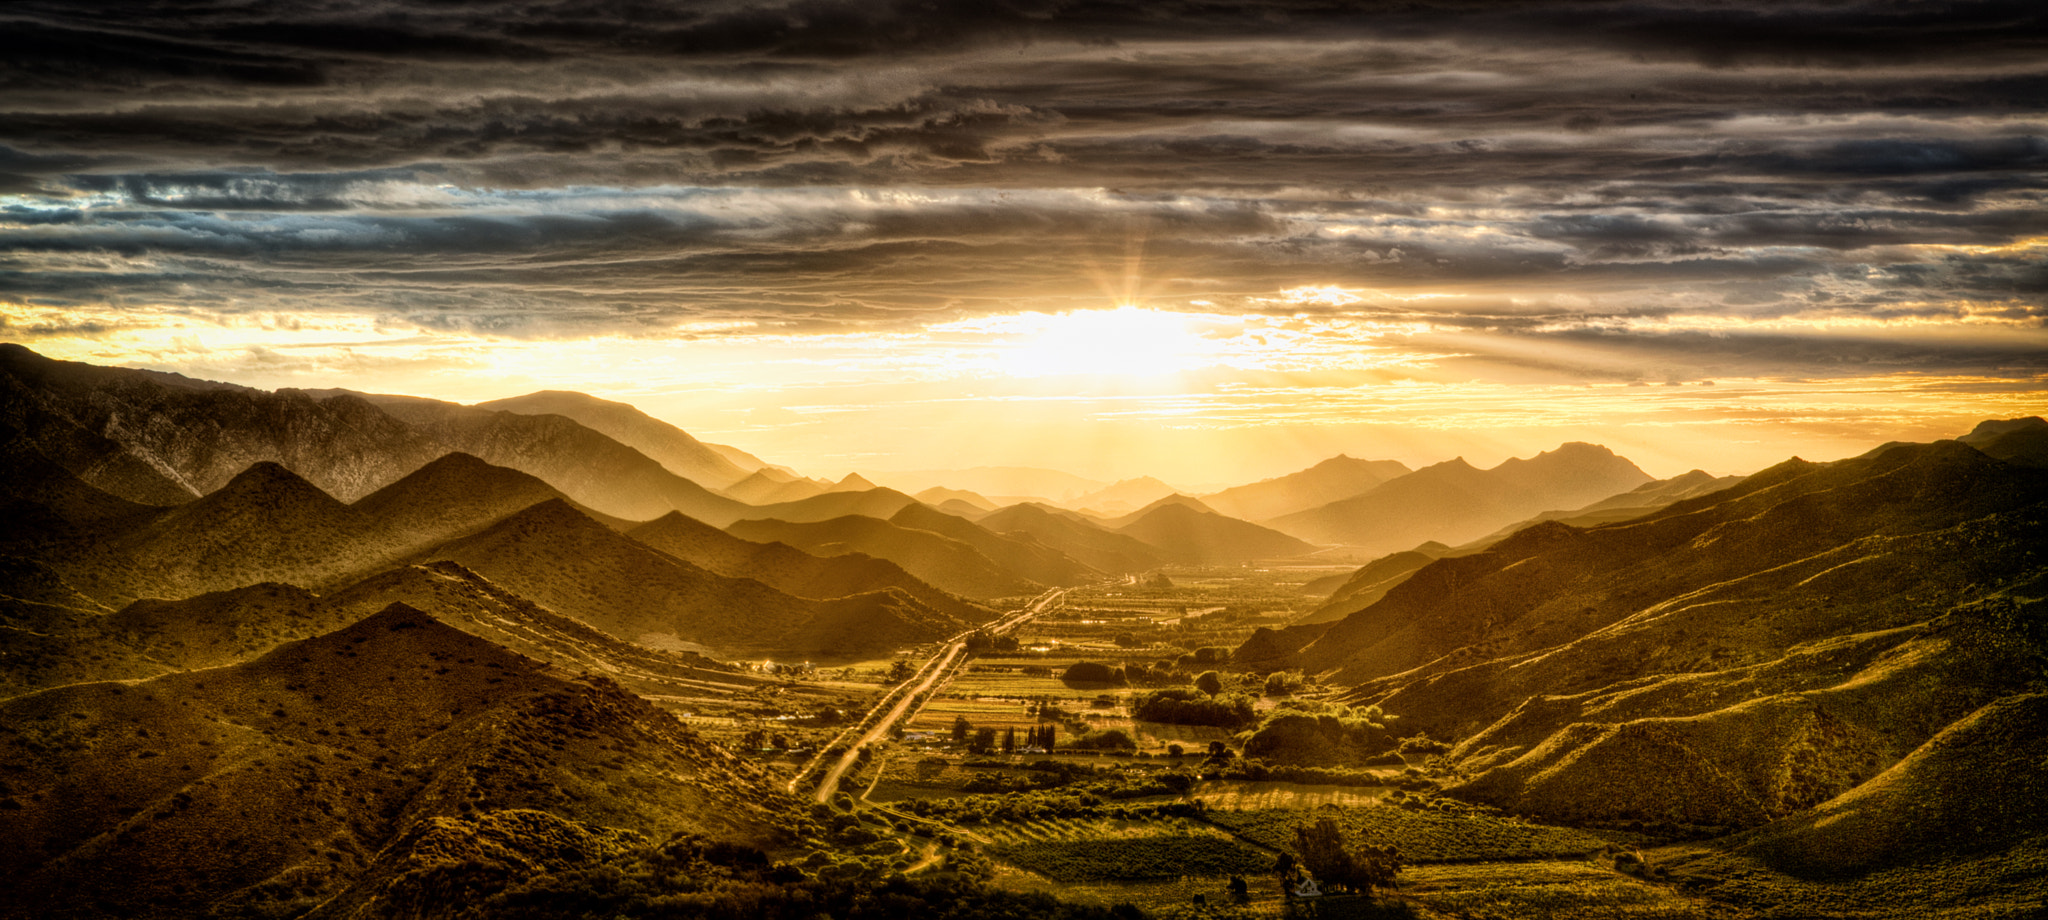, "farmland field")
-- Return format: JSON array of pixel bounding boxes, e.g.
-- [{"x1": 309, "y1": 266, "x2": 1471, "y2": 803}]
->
[
  {"x1": 1207, "y1": 804, "x2": 1633, "y2": 864},
  {"x1": 996, "y1": 832, "x2": 1275, "y2": 881}
]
